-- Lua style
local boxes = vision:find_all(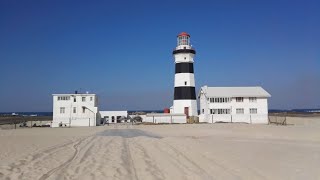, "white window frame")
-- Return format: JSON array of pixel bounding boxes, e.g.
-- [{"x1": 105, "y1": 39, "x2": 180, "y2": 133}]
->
[
  {"x1": 82, "y1": 97, "x2": 86, "y2": 102},
  {"x1": 236, "y1": 97, "x2": 243, "y2": 102},
  {"x1": 249, "y1": 97, "x2": 257, "y2": 102},
  {"x1": 236, "y1": 108, "x2": 244, "y2": 114},
  {"x1": 250, "y1": 108, "x2": 257, "y2": 114},
  {"x1": 60, "y1": 107, "x2": 65, "y2": 114}
]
